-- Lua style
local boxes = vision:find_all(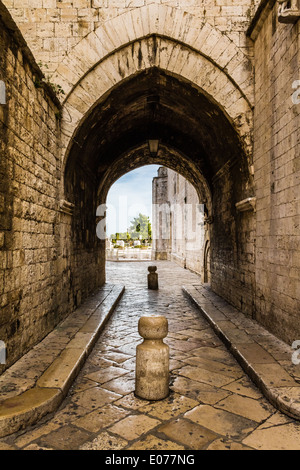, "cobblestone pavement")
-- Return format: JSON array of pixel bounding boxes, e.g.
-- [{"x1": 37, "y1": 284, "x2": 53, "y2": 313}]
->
[{"x1": 1, "y1": 261, "x2": 300, "y2": 451}]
